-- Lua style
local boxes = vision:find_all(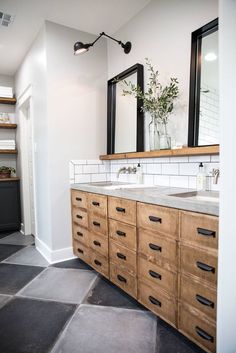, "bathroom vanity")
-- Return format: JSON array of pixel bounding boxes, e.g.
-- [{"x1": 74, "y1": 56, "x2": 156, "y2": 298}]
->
[{"x1": 71, "y1": 183, "x2": 218, "y2": 353}]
